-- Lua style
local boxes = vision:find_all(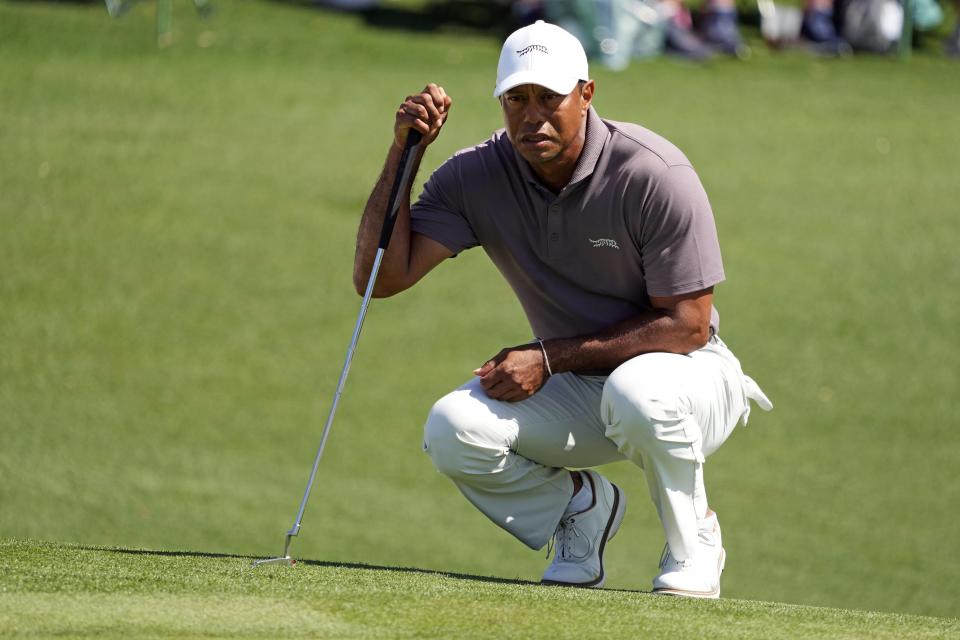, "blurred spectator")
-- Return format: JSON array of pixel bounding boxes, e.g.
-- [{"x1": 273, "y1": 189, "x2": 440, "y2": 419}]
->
[
  {"x1": 945, "y1": 0, "x2": 960, "y2": 56},
  {"x1": 660, "y1": 0, "x2": 715, "y2": 58},
  {"x1": 537, "y1": 0, "x2": 668, "y2": 68},
  {"x1": 535, "y1": 0, "x2": 749, "y2": 61},
  {"x1": 317, "y1": 0, "x2": 959, "y2": 61},
  {"x1": 660, "y1": 0, "x2": 748, "y2": 57},
  {"x1": 801, "y1": 0, "x2": 851, "y2": 53},
  {"x1": 839, "y1": 0, "x2": 943, "y2": 53},
  {"x1": 840, "y1": 0, "x2": 905, "y2": 52},
  {"x1": 697, "y1": 0, "x2": 749, "y2": 55}
]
